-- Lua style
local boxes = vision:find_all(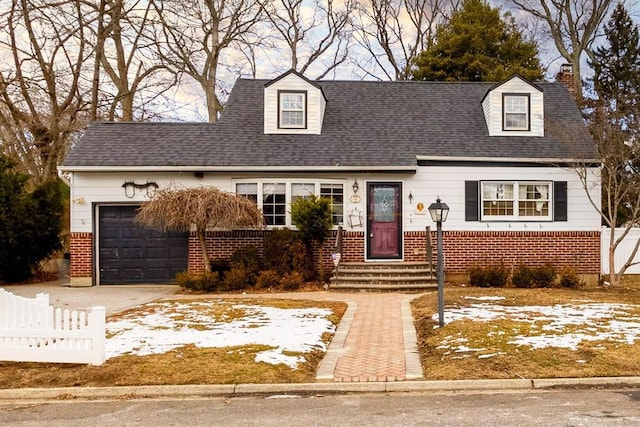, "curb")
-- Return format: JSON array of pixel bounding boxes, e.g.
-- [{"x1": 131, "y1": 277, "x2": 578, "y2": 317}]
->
[{"x1": 2, "y1": 377, "x2": 639, "y2": 402}]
